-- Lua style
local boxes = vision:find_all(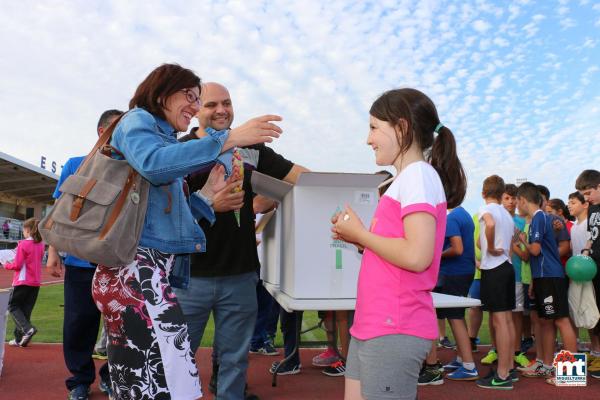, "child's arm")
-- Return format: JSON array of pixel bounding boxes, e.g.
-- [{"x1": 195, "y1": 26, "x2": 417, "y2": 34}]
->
[
  {"x1": 332, "y1": 206, "x2": 436, "y2": 272},
  {"x1": 557, "y1": 240, "x2": 570, "y2": 258},
  {"x1": 442, "y1": 236, "x2": 463, "y2": 258},
  {"x1": 512, "y1": 241, "x2": 530, "y2": 261},
  {"x1": 481, "y1": 213, "x2": 503, "y2": 256},
  {"x1": 4, "y1": 242, "x2": 26, "y2": 271},
  {"x1": 518, "y1": 232, "x2": 541, "y2": 256},
  {"x1": 581, "y1": 240, "x2": 593, "y2": 255}
]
